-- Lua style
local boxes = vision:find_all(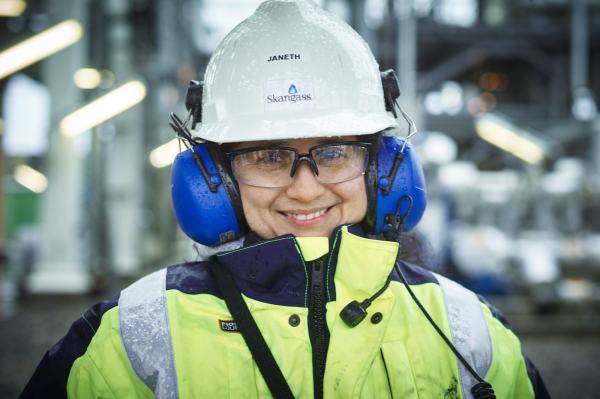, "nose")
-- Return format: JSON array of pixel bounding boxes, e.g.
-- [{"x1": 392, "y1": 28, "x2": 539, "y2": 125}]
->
[
  {"x1": 290, "y1": 154, "x2": 318, "y2": 177},
  {"x1": 285, "y1": 162, "x2": 326, "y2": 202}
]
